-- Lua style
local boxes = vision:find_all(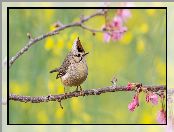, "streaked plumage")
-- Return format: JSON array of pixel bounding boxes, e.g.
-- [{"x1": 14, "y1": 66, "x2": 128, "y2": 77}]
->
[{"x1": 50, "y1": 37, "x2": 88, "y2": 89}]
